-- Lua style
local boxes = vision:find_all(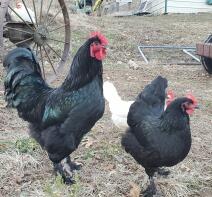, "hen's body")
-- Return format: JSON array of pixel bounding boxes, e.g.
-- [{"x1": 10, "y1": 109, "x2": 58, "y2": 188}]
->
[
  {"x1": 123, "y1": 111, "x2": 191, "y2": 170},
  {"x1": 122, "y1": 76, "x2": 193, "y2": 196},
  {"x1": 4, "y1": 34, "x2": 107, "y2": 182}
]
